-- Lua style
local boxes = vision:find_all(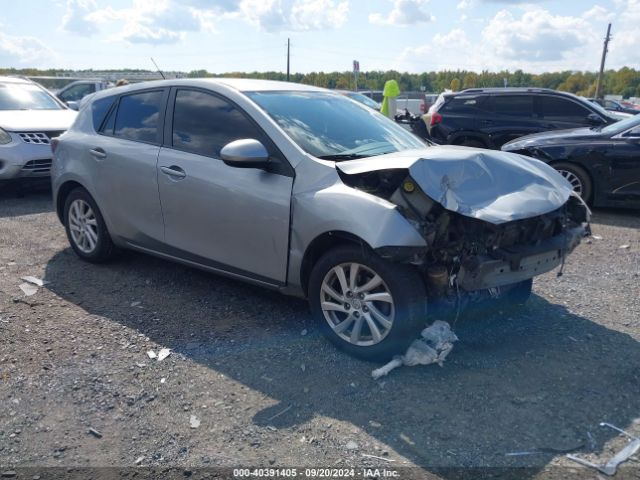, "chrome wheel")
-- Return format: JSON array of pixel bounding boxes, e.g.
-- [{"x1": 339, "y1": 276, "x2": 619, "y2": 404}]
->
[
  {"x1": 68, "y1": 199, "x2": 99, "y2": 254},
  {"x1": 320, "y1": 262, "x2": 395, "y2": 347},
  {"x1": 557, "y1": 169, "x2": 583, "y2": 196}
]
